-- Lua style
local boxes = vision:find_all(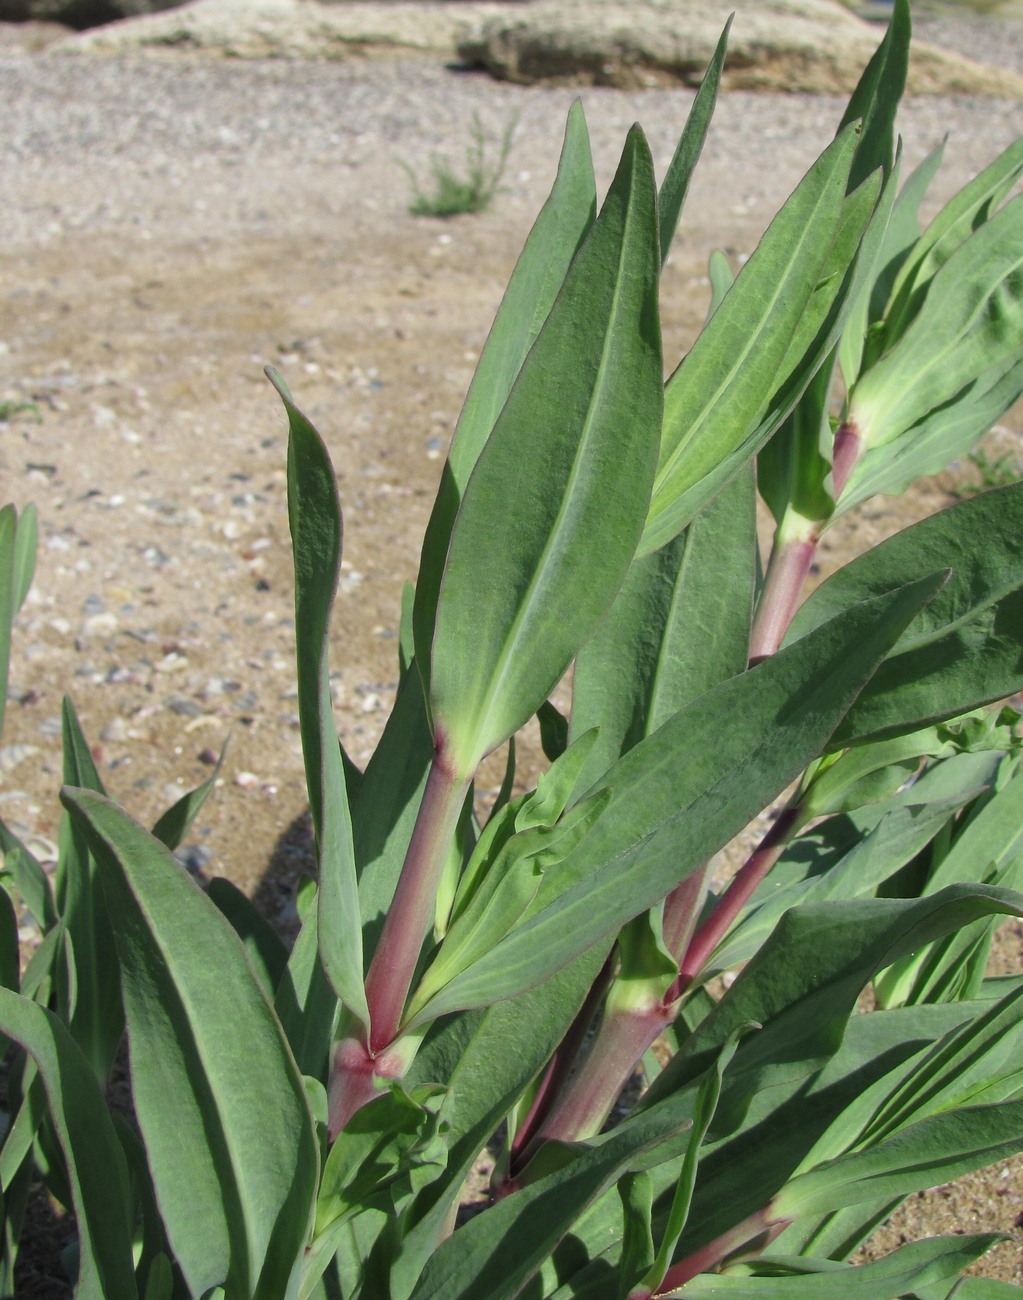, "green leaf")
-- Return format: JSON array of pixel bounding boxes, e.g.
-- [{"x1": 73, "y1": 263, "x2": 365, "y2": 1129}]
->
[
  {"x1": 571, "y1": 462, "x2": 755, "y2": 793},
  {"x1": 776, "y1": 1096, "x2": 1023, "y2": 1221},
  {"x1": 842, "y1": 142, "x2": 945, "y2": 386},
  {"x1": 0, "y1": 818, "x2": 56, "y2": 932},
  {"x1": 355, "y1": 661, "x2": 435, "y2": 958},
  {"x1": 408, "y1": 1089, "x2": 696, "y2": 1300},
  {"x1": 643, "y1": 887, "x2": 1023, "y2": 1142},
  {"x1": 946, "y1": 1281, "x2": 1023, "y2": 1299},
  {"x1": 617, "y1": 1171, "x2": 655, "y2": 1299},
  {"x1": 837, "y1": 0, "x2": 908, "y2": 193},
  {"x1": 875, "y1": 760, "x2": 1023, "y2": 1007},
  {"x1": 0, "y1": 989, "x2": 138, "y2": 1300},
  {"x1": 151, "y1": 740, "x2": 225, "y2": 851},
  {"x1": 313, "y1": 1084, "x2": 446, "y2": 1237},
  {"x1": 858, "y1": 979, "x2": 1023, "y2": 1148},
  {"x1": 57, "y1": 696, "x2": 122, "y2": 1082},
  {"x1": 706, "y1": 250, "x2": 734, "y2": 321},
  {"x1": 428, "y1": 125, "x2": 663, "y2": 776},
  {"x1": 207, "y1": 876, "x2": 289, "y2": 1000},
  {"x1": 657, "y1": 17, "x2": 729, "y2": 267},
  {"x1": 882, "y1": 133, "x2": 1023, "y2": 345},
  {"x1": 713, "y1": 782, "x2": 983, "y2": 972},
  {"x1": 642, "y1": 122, "x2": 871, "y2": 554},
  {"x1": 849, "y1": 192, "x2": 1023, "y2": 455},
  {"x1": 413, "y1": 102, "x2": 596, "y2": 686},
  {"x1": 0, "y1": 503, "x2": 37, "y2": 738},
  {"x1": 678, "y1": 1236, "x2": 1001, "y2": 1298},
  {"x1": 61, "y1": 787, "x2": 318, "y2": 1300},
  {"x1": 391, "y1": 944, "x2": 612, "y2": 1300},
  {"x1": 787, "y1": 482, "x2": 1023, "y2": 746},
  {"x1": 413, "y1": 575, "x2": 944, "y2": 1018},
  {"x1": 639, "y1": 1028, "x2": 748, "y2": 1297},
  {"x1": 270, "y1": 367, "x2": 367, "y2": 1028},
  {"x1": 274, "y1": 887, "x2": 340, "y2": 1081},
  {"x1": 838, "y1": 349, "x2": 1023, "y2": 515}
]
